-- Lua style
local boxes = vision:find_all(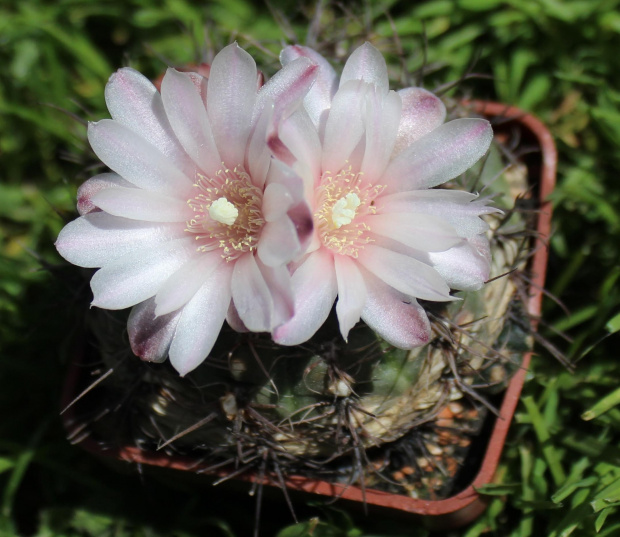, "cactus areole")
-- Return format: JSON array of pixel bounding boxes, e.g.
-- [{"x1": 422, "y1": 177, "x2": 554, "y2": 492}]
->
[{"x1": 59, "y1": 42, "x2": 555, "y2": 529}]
